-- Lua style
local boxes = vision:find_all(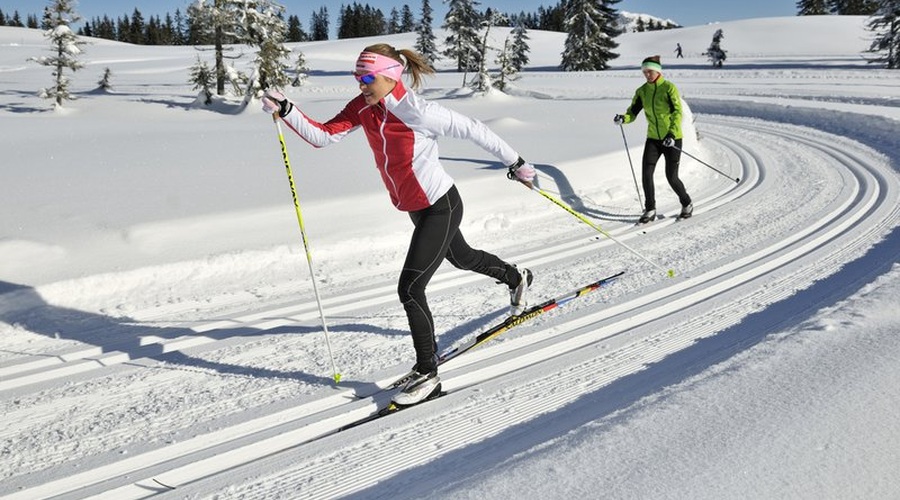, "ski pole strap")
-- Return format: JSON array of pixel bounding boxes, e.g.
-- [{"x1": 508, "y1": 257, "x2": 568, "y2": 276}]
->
[{"x1": 506, "y1": 156, "x2": 526, "y2": 180}]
